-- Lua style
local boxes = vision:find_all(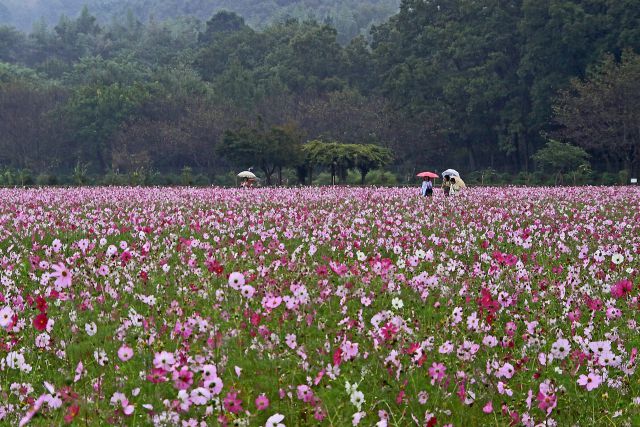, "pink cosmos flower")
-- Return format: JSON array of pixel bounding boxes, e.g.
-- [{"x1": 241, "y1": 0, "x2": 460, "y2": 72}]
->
[
  {"x1": 611, "y1": 279, "x2": 633, "y2": 299},
  {"x1": 97, "y1": 265, "x2": 109, "y2": 276},
  {"x1": 296, "y1": 384, "x2": 314, "y2": 403},
  {"x1": 261, "y1": 295, "x2": 282, "y2": 310},
  {"x1": 428, "y1": 362, "x2": 446, "y2": 383},
  {"x1": 240, "y1": 285, "x2": 255, "y2": 298},
  {"x1": 190, "y1": 387, "x2": 211, "y2": 405},
  {"x1": 483, "y1": 401, "x2": 493, "y2": 413},
  {"x1": 172, "y1": 366, "x2": 194, "y2": 390},
  {"x1": 201, "y1": 364, "x2": 217, "y2": 381},
  {"x1": 223, "y1": 391, "x2": 243, "y2": 414},
  {"x1": 117, "y1": 345, "x2": 134, "y2": 362},
  {"x1": 51, "y1": 263, "x2": 72, "y2": 289},
  {"x1": 285, "y1": 334, "x2": 297, "y2": 349},
  {"x1": 341, "y1": 340, "x2": 359, "y2": 360},
  {"x1": 537, "y1": 382, "x2": 557, "y2": 415},
  {"x1": 110, "y1": 392, "x2": 134, "y2": 416},
  {"x1": 228, "y1": 272, "x2": 245, "y2": 290},
  {"x1": 153, "y1": 351, "x2": 175, "y2": 370},
  {"x1": 147, "y1": 368, "x2": 168, "y2": 383},
  {"x1": 255, "y1": 394, "x2": 270, "y2": 410},
  {"x1": 605, "y1": 306, "x2": 622, "y2": 319},
  {"x1": 578, "y1": 373, "x2": 602, "y2": 391},
  {"x1": 505, "y1": 321, "x2": 517, "y2": 337},
  {"x1": 0, "y1": 306, "x2": 14, "y2": 328},
  {"x1": 496, "y1": 363, "x2": 515, "y2": 379},
  {"x1": 204, "y1": 377, "x2": 223, "y2": 395}
]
